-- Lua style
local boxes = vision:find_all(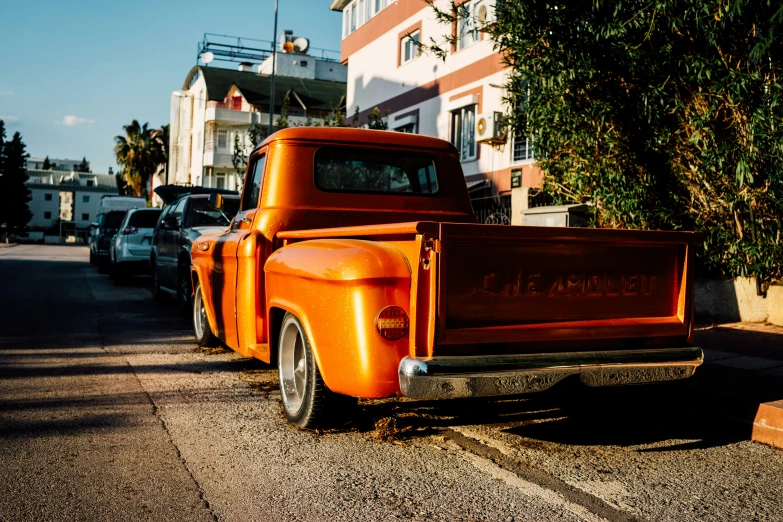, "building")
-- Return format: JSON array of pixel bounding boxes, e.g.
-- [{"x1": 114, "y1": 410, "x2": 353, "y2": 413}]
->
[
  {"x1": 26, "y1": 157, "x2": 86, "y2": 172},
  {"x1": 166, "y1": 49, "x2": 347, "y2": 193},
  {"x1": 26, "y1": 170, "x2": 118, "y2": 239},
  {"x1": 330, "y1": 0, "x2": 541, "y2": 224}
]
